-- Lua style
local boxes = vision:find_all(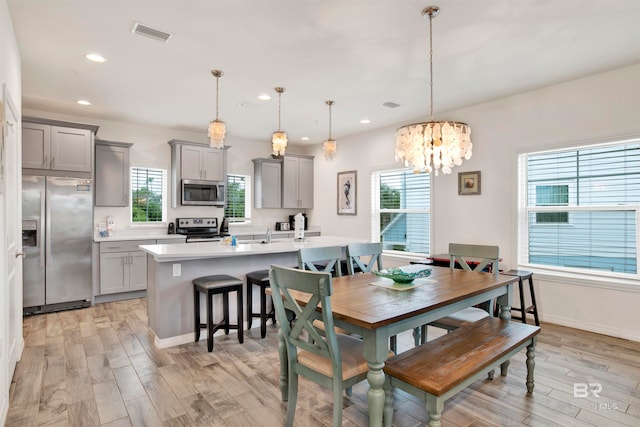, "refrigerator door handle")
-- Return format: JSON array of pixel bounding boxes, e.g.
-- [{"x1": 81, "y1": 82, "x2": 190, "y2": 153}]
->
[
  {"x1": 45, "y1": 187, "x2": 52, "y2": 268},
  {"x1": 40, "y1": 190, "x2": 46, "y2": 269}
]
